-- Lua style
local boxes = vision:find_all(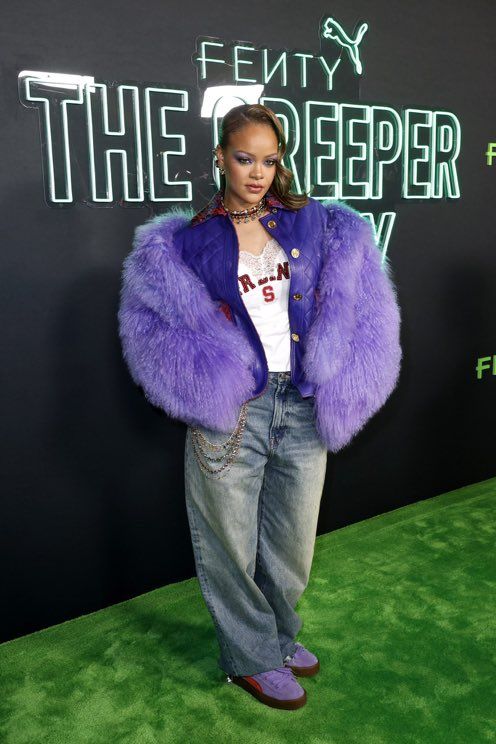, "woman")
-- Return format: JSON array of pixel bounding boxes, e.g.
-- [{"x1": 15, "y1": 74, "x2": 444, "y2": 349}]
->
[{"x1": 118, "y1": 104, "x2": 402, "y2": 711}]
